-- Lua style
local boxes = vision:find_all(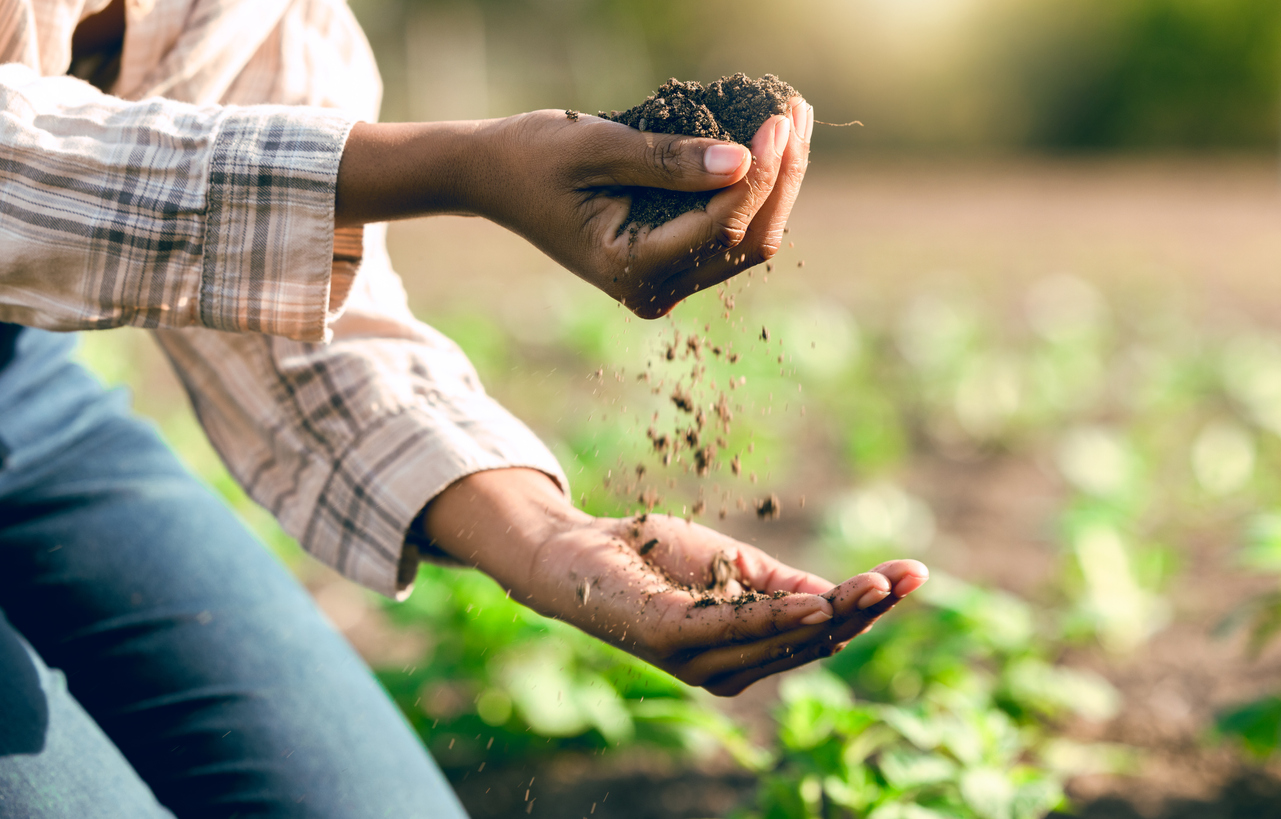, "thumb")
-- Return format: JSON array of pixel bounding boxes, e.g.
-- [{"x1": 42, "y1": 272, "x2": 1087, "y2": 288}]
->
[{"x1": 582, "y1": 122, "x2": 751, "y2": 191}]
